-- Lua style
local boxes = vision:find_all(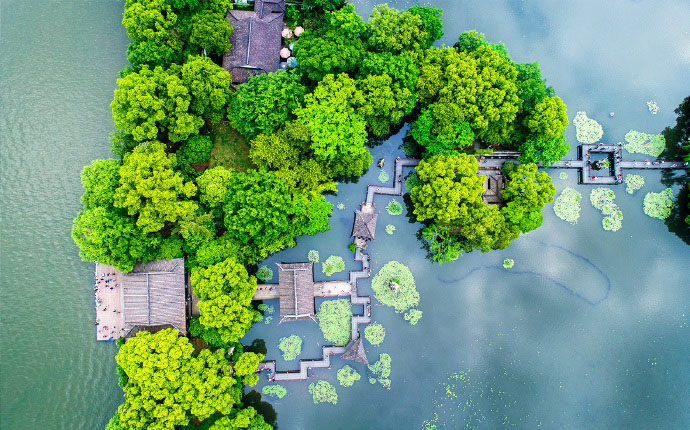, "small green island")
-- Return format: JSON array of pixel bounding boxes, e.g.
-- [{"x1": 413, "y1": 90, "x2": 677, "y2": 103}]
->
[{"x1": 63, "y1": 1, "x2": 690, "y2": 430}]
